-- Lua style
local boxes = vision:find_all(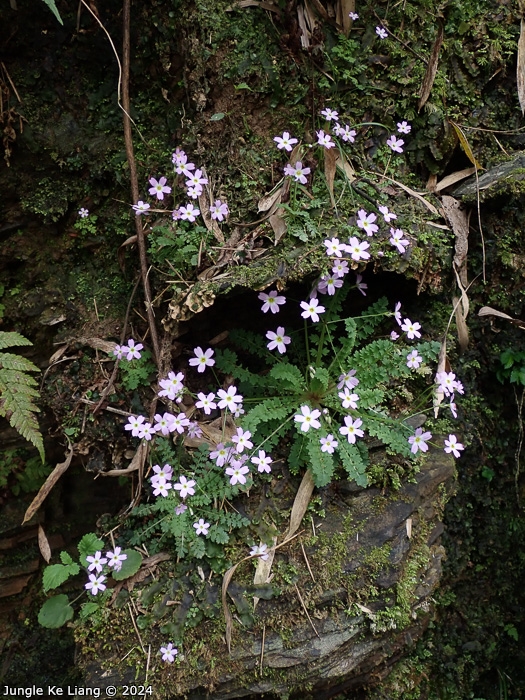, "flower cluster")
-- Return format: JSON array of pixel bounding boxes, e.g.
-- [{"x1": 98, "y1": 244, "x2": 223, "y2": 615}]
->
[
  {"x1": 84, "y1": 546, "x2": 127, "y2": 596},
  {"x1": 113, "y1": 338, "x2": 144, "y2": 361}
]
